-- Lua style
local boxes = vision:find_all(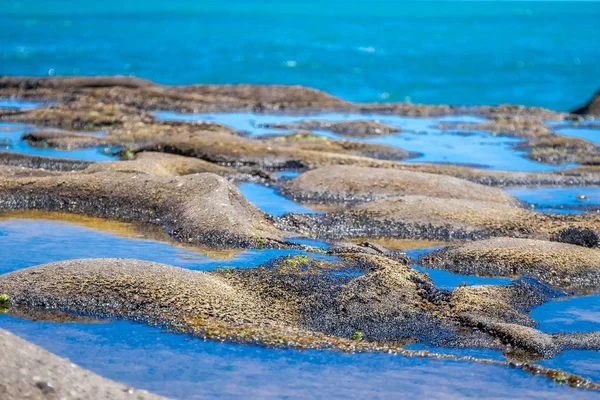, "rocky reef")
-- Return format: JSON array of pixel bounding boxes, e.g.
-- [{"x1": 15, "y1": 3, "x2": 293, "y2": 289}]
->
[{"x1": 1, "y1": 76, "x2": 600, "y2": 393}]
